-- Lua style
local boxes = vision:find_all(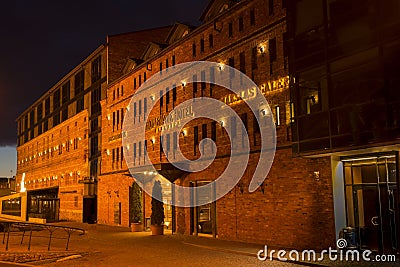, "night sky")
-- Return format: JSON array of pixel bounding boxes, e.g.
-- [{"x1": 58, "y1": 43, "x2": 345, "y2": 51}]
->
[{"x1": 0, "y1": 0, "x2": 209, "y2": 176}]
